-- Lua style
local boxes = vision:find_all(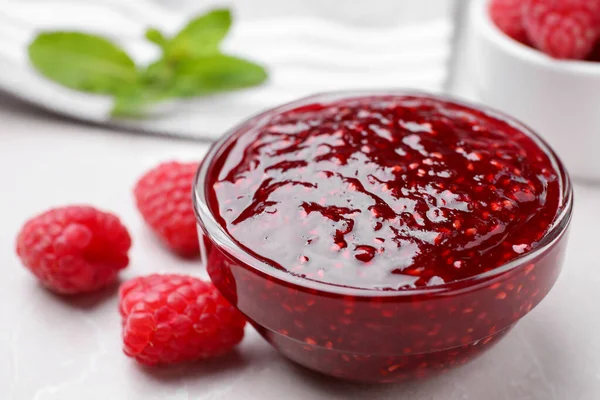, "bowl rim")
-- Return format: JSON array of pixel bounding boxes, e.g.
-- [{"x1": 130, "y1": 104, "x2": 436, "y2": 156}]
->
[
  {"x1": 473, "y1": 0, "x2": 600, "y2": 75},
  {"x1": 193, "y1": 90, "x2": 574, "y2": 297}
]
